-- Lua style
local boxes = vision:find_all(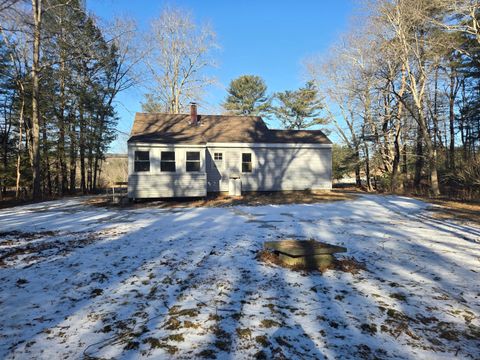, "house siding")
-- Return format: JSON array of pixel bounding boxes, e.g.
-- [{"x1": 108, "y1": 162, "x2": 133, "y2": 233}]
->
[
  {"x1": 128, "y1": 144, "x2": 207, "y2": 198},
  {"x1": 206, "y1": 145, "x2": 332, "y2": 192},
  {"x1": 128, "y1": 143, "x2": 332, "y2": 198}
]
